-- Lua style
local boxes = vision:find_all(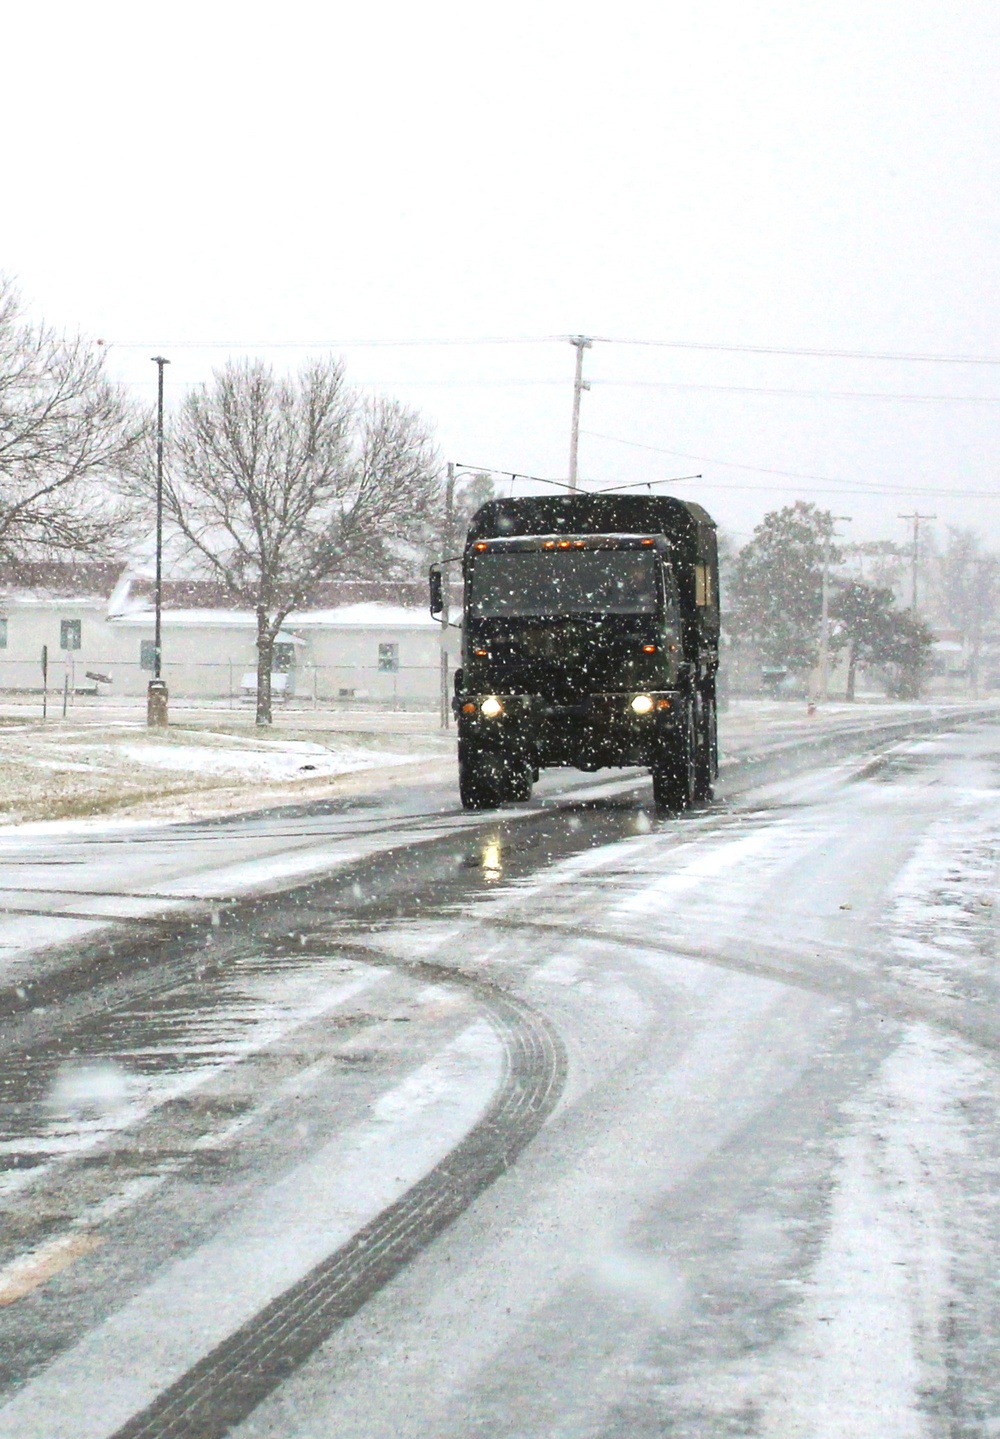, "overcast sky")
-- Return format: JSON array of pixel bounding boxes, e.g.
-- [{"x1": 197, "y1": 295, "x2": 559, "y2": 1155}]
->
[{"x1": 4, "y1": 0, "x2": 1000, "y2": 549}]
